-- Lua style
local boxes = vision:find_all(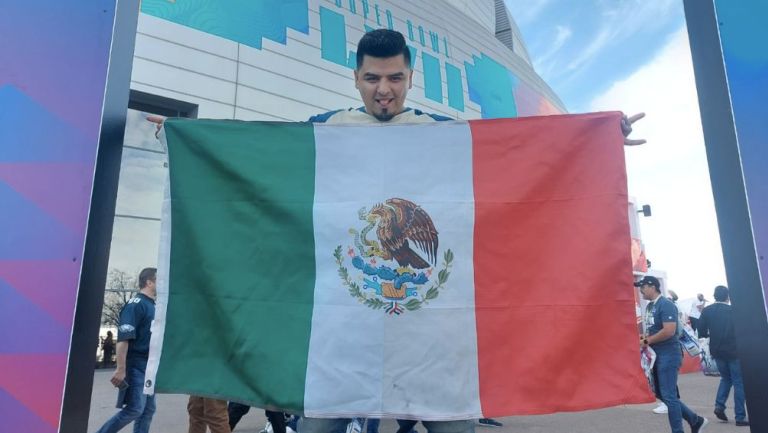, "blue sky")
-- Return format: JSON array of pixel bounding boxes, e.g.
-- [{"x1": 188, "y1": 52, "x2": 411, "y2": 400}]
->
[
  {"x1": 504, "y1": 0, "x2": 727, "y2": 302},
  {"x1": 505, "y1": 0, "x2": 685, "y2": 112}
]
